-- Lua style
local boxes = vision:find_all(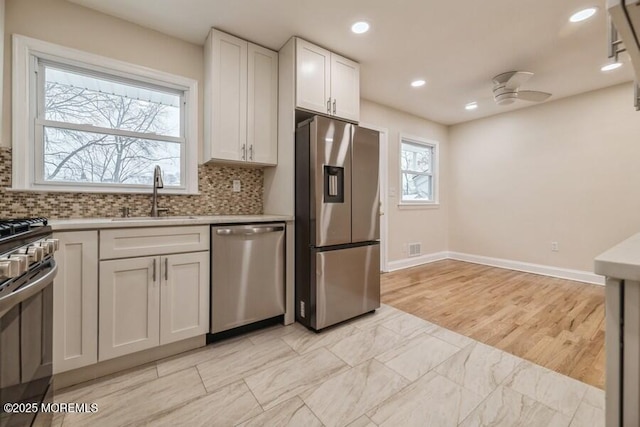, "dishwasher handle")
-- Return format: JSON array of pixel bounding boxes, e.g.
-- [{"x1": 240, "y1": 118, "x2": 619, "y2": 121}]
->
[{"x1": 215, "y1": 225, "x2": 284, "y2": 236}]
